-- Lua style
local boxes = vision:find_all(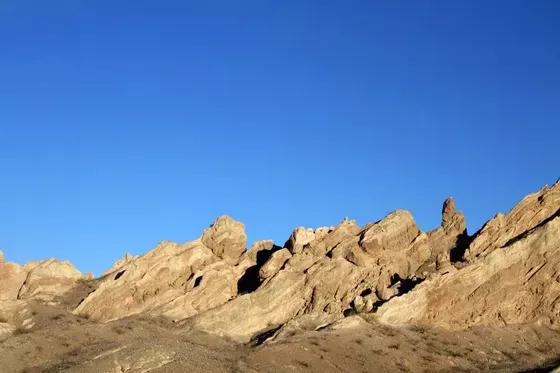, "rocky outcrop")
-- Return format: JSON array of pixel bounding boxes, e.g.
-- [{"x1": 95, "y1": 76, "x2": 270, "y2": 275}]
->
[
  {"x1": 2, "y1": 180, "x2": 559, "y2": 349},
  {"x1": 465, "y1": 180, "x2": 560, "y2": 260},
  {"x1": 0, "y1": 252, "x2": 83, "y2": 301},
  {"x1": 201, "y1": 215, "x2": 247, "y2": 265},
  {"x1": 73, "y1": 216, "x2": 258, "y2": 322},
  {"x1": 102, "y1": 252, "x2": 135, "y2": 277},
  {"x1": 0, "y1": 255, "x2": 27, "y2": 301},
  {"x1": 426, "y1": 197, "x2": 468, "y2": 266},
  {"x1": 188, "y1": 206, "x2": 466, "y2": 342},
  {"x1": 259, "y1": 249, "x2": 291, "y2": 279},
  {"x1": 18, "y1": 259, "x2": 83, "y2": 300},
  {"x1": 376, "y1": 212, "x2": 560, "y2": 329}
]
